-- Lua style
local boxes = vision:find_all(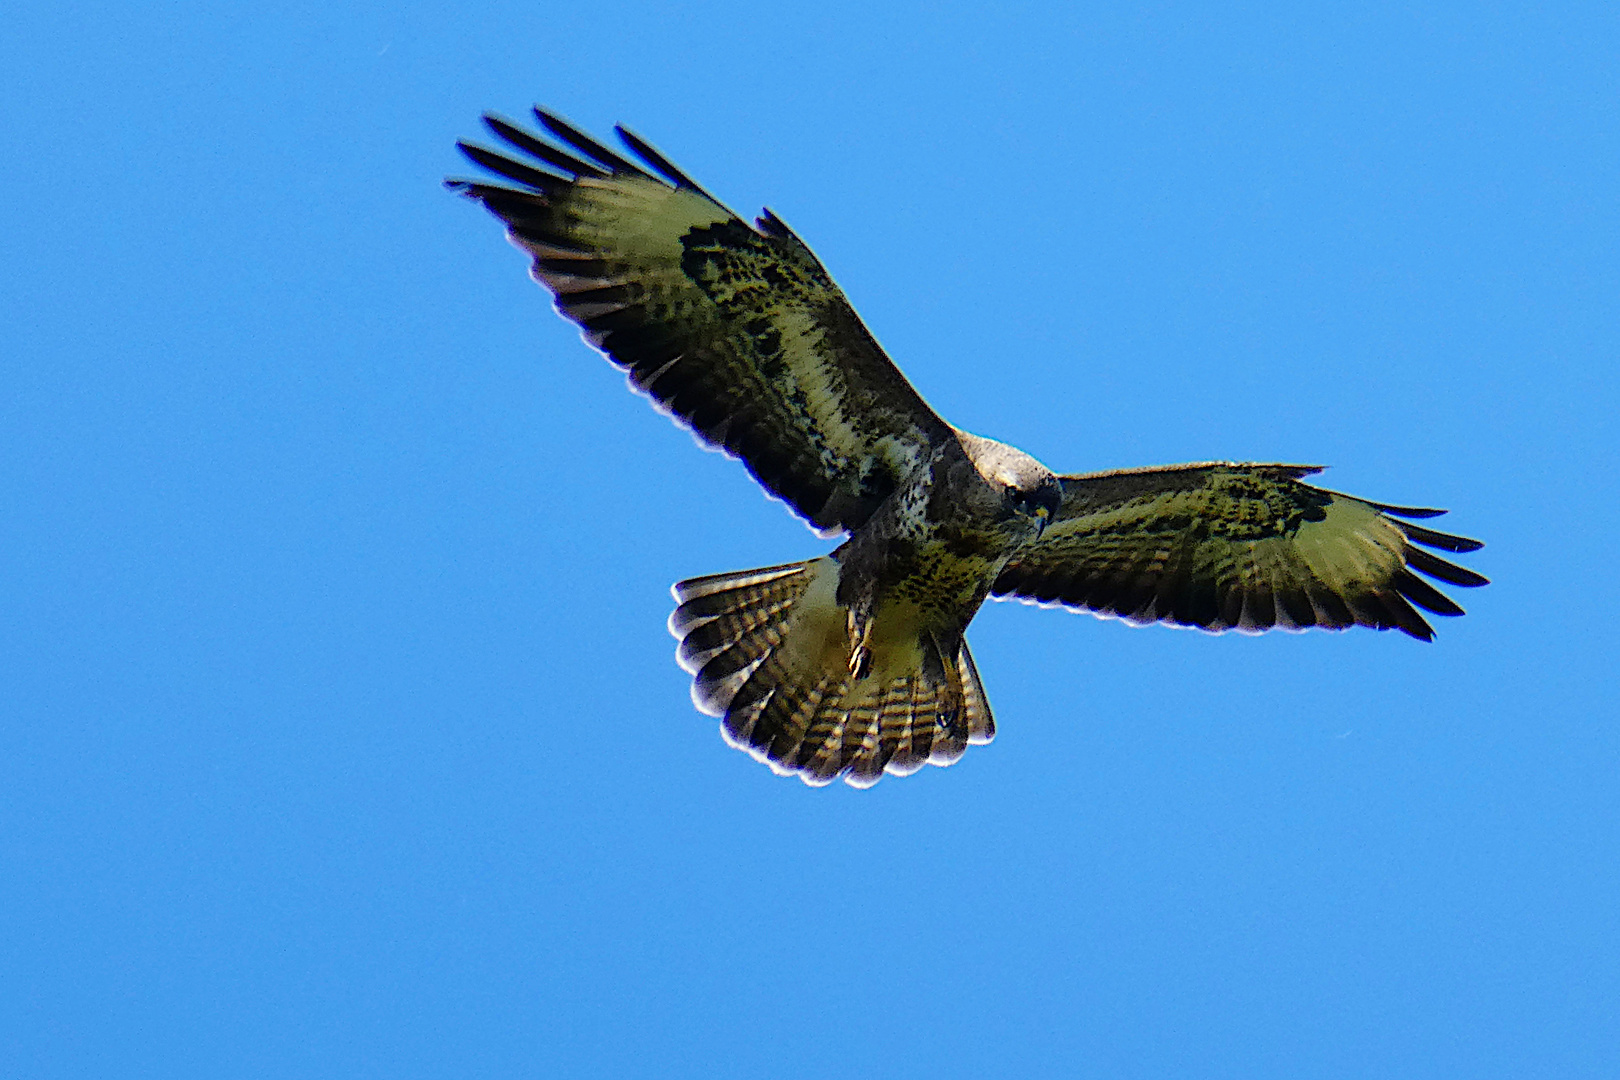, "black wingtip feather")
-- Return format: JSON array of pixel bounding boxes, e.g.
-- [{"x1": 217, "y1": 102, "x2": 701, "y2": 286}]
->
[
  {"x1": 533, "y1": 107, "x2": 653, "y2": 179},
  {"x1": 456, "y1": 141, "x2": 561, "y2": 193},
  {"x1": 756, "y1": 208, "x2": 792, "y2": 237},
  {"x1": 1372, "y1": 501, "x2": 1449, "y2": 520},
  {"x1": 1379, "y1": 587, "x2": 1438, "y2": 639},
  {"x1": 1400, "y1": 520, "x2": 1485, "y2": 554},
  {"x1": 483, "y1": 113, "x2": 607, "y2": 179},
  {"x1": 614, "y1": 124, "x2": 704, "y2": 191},
  {"x1": 1394, "y1": 569, "x2": 1467, "y2": 617},
  {"x1": 1355, "y1": 590, "x2": 1435, "y2": 640},
  {"x1": 1406, "y1": 547, "x2": 1490, "y2": 588},
  {"x1": 445, "y1": 180, "x2": 548, "y2": 221}
]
